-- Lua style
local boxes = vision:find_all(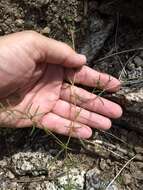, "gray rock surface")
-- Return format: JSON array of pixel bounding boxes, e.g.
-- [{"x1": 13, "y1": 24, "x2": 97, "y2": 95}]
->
[
  {"x1": 57, "y1": 168, "x2": 86, "y2": 190},
  {"x1": 0, "y1": 151, "x2": 86, "y2": 189},
  {"x1": 28, "y1": 181, "x2": 57, "y2": 190},
  {"x1": 123, "y1": 173, "x2": 132, "y2": 185},
  {"x1": 11, "y1": 151, "x2": 53, "y2": 176},
  {"x1": 79, "y1": 12, "x2": 114, "y2": 63},
  {"x1": 85, "y1": 168, "x2": 119, "y2": 190},
  {"x1": 119, "y1": 53, "x2": 143, "y2": 133},
  {"x1": 118, "y1": 87, "x2": 143, "y2": 133}
]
